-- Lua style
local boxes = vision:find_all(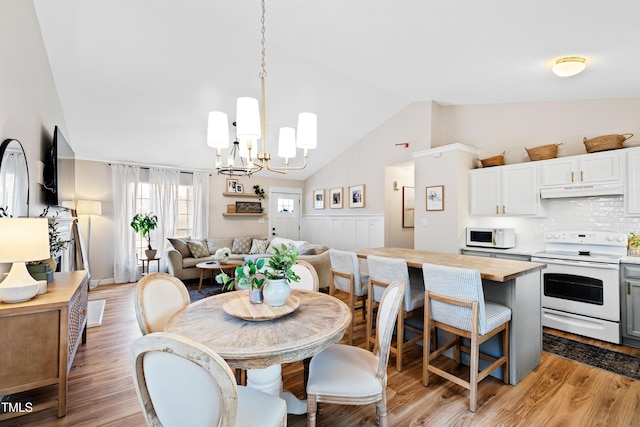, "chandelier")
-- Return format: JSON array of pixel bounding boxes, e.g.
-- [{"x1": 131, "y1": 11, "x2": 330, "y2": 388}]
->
[{"x1": 206, "y1": 0, "x2": 317, "y2": 176}]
